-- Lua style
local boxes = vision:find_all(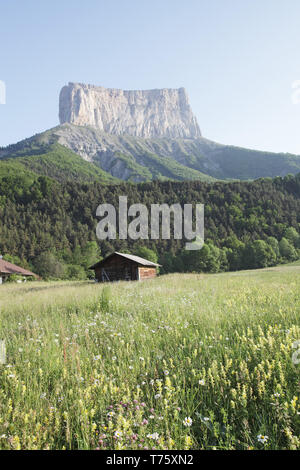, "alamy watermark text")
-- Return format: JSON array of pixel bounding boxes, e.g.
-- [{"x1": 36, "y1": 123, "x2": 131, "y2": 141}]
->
[{"x1": 96, "y1": 196, "x2": 204, "y2": 250}]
